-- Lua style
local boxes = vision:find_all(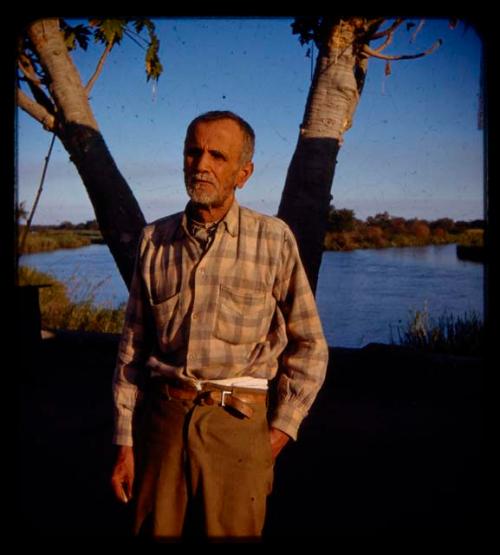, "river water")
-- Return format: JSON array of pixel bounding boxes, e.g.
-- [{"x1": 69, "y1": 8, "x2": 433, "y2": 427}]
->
[{"x1": 20, "y1": 243, "x2": 483, "y2": 348}]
